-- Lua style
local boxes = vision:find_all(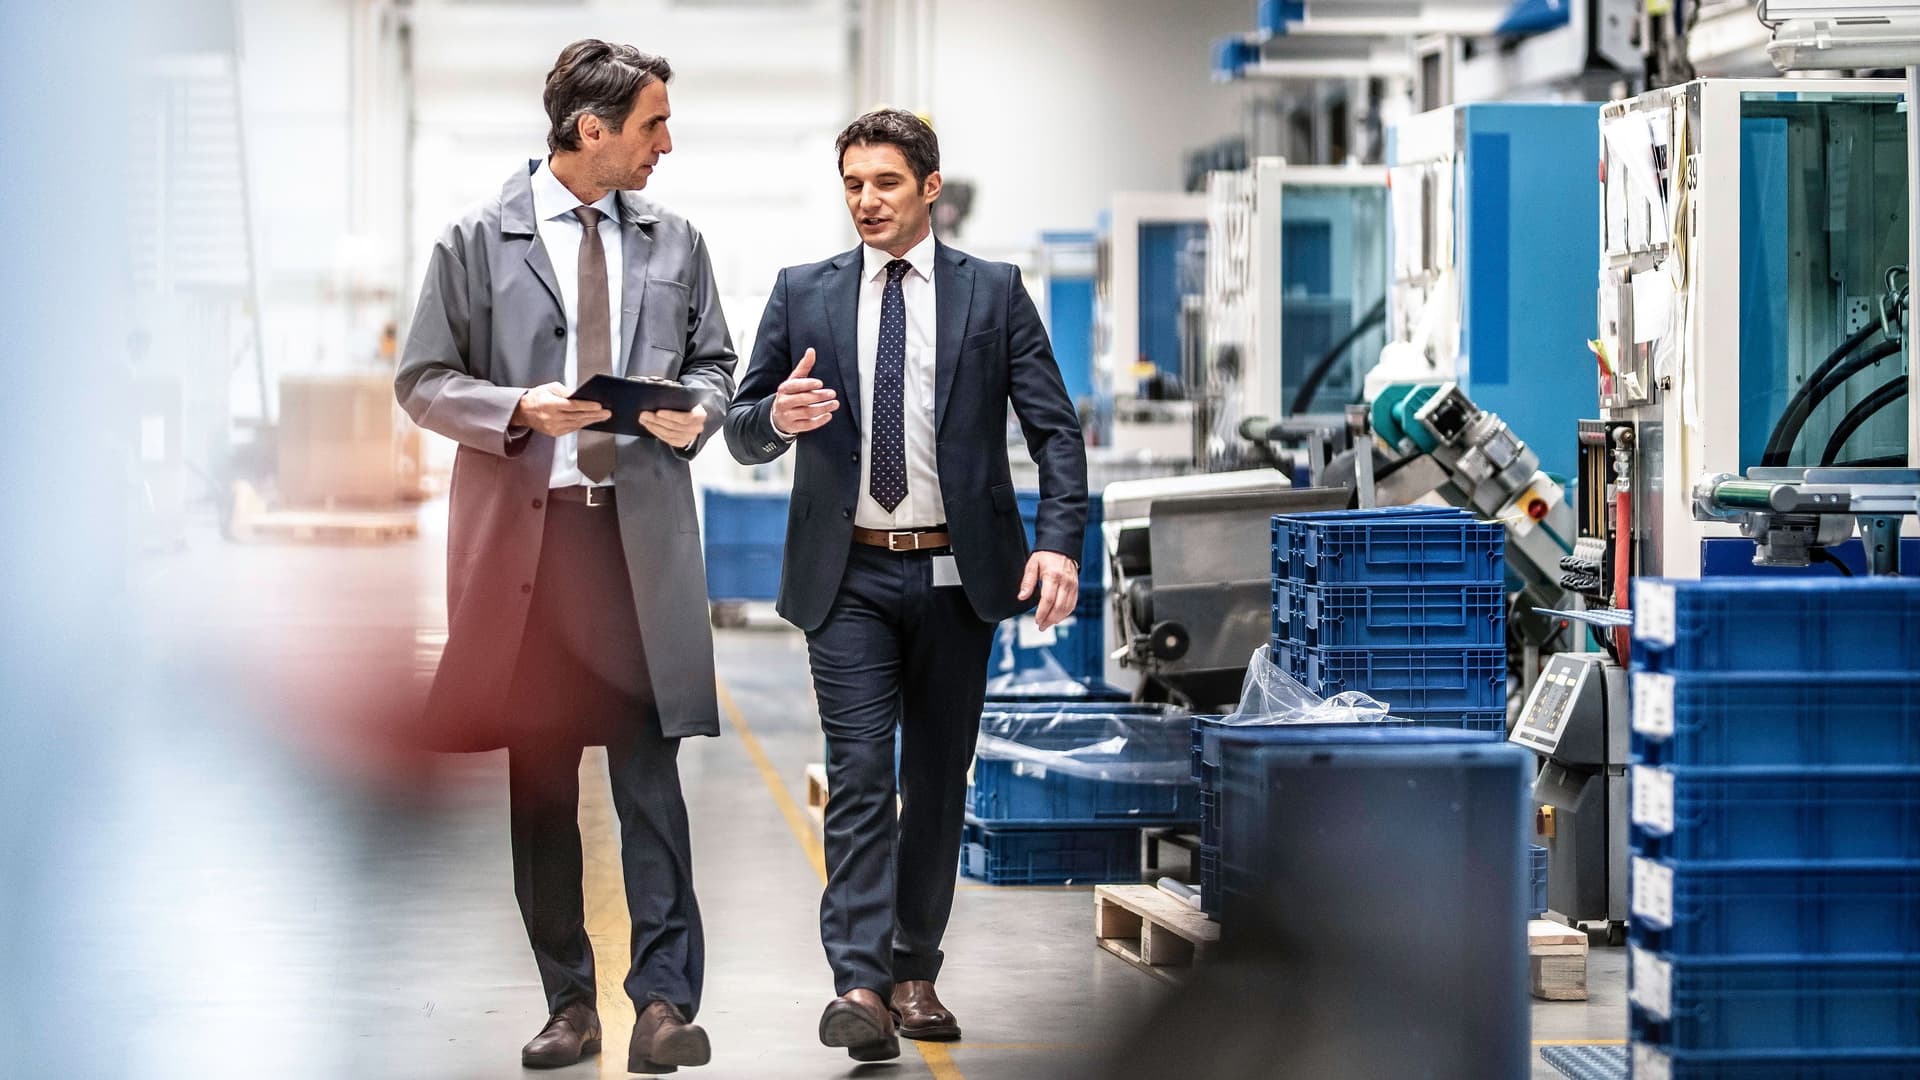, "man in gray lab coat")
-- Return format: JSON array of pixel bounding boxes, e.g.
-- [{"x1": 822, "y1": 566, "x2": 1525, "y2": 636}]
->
[{"x1": 394, "y1": 39, "x2": 732, "y2": 1074}]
